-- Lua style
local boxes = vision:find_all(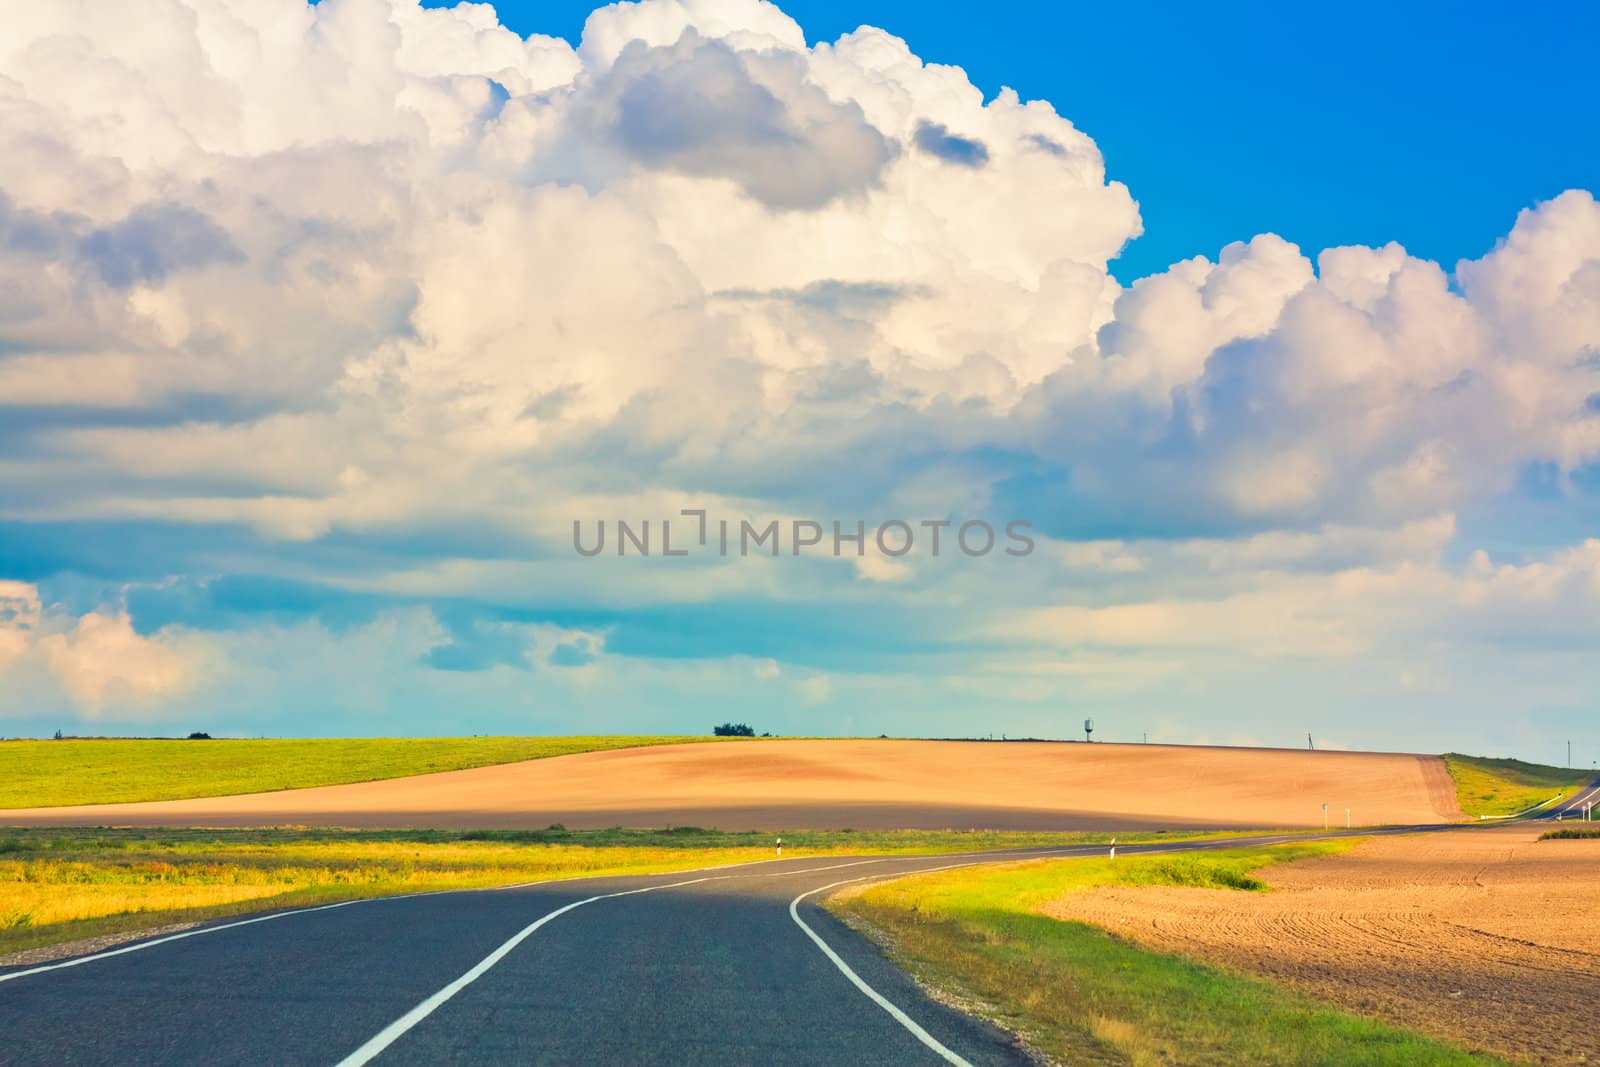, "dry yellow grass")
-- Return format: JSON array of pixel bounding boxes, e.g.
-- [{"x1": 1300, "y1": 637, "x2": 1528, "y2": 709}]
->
[
  {"x1": 0, "y1": 843, "x2": 776, "y2": 937},
  {"x1": 2, "y1": 880, "x2": 286, "y2": 929},
  {"x1": 0, "y1": 825, "x2": 1206, "y2": 956}
]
